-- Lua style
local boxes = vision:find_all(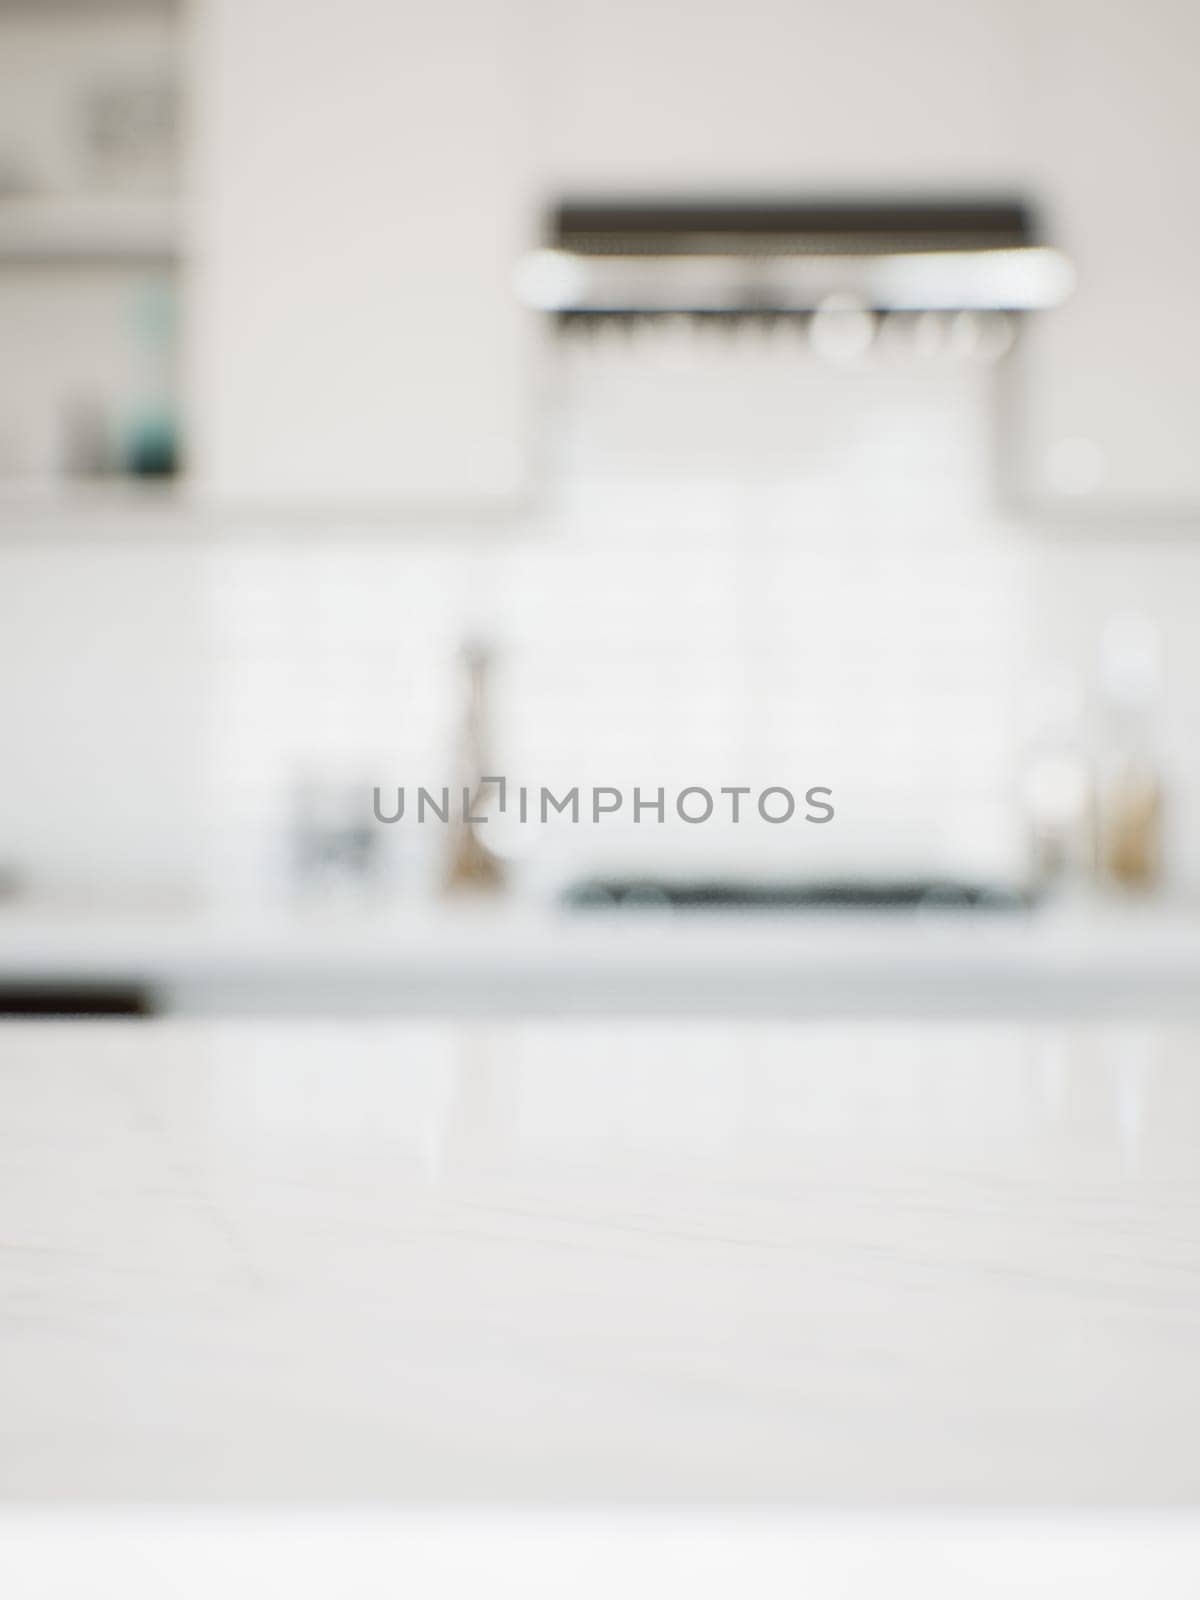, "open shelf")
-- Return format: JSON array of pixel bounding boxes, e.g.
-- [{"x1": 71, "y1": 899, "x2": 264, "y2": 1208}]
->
[
  {"x1": 0, "y1": 194, "x2": 183, "y2": 267},
  {"x1": 0, "y1": 477, "x2": 195, "y2": 538}
]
